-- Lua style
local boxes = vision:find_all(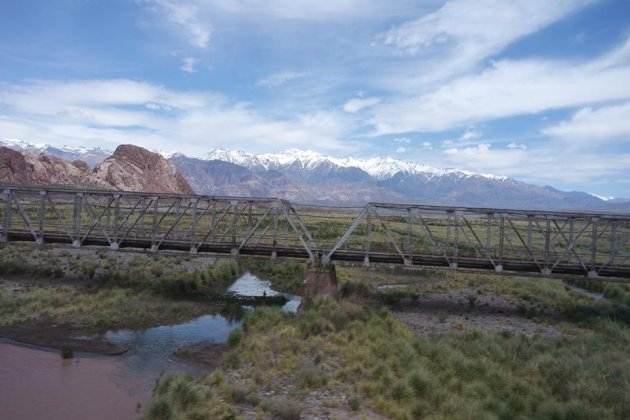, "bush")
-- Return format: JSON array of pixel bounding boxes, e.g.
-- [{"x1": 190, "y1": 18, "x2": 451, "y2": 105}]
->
[
  {"x1": 408, "y1": 370, "x2": 431, "y2": 397},
  {"x1": 227, "y1": 328, "x2": 243, "y2": 348},
  {"x1": 604, "y1": 285, "x2": 624, "y2": 300},
  {"x1": 147, "y1": 396, "x2": 174, "y2": 420},
  {"x1": 170, "y1": 376, "x2": 201, "y2": 410},
  {"x1": 349, "y1": 395, "x2": 361, "y2": 411},
  {"x1": 270, "y1": 397, "x2": 303, "y2": 420},
  {"x1": 295, "y1": 359, "x2": 327, "y2": 389}
]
